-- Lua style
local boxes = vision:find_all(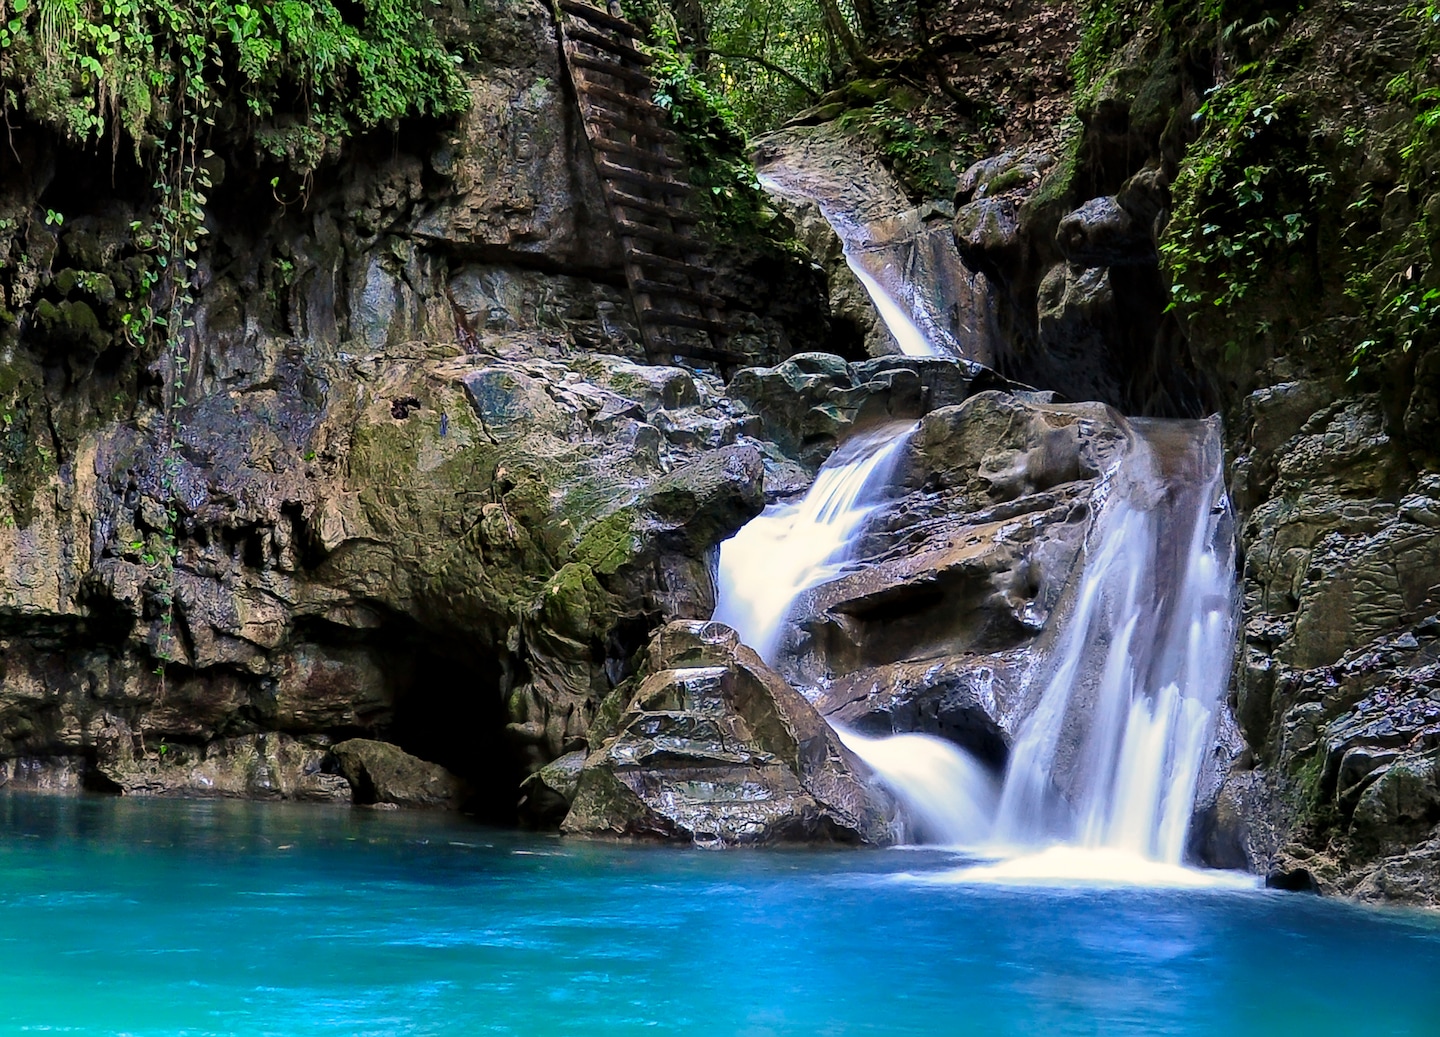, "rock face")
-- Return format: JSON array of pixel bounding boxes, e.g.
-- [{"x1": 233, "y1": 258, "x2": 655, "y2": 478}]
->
[
  {"x1": 561, "y1": 620, "x2": 896, "y2": 846},
  {"x1": 802, "y1": 391, "x2": 1132, "y2": 764},
  {"x1": 0, "y1": 2, "x2": 827, "y2": 820}
]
